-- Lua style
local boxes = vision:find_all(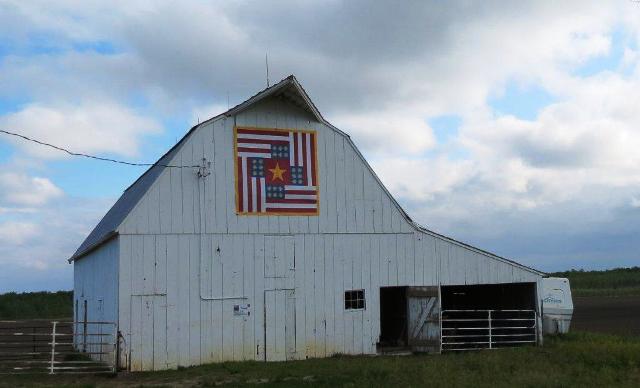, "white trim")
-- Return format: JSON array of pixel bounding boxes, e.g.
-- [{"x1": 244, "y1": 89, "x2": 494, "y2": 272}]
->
[
  {"x1": 242, "y1": 157, "x2": 248, "y2": 211},
  {"x1": 285, "y1": 194, "x2": 317, "y2": 200},
  {"x1": 266, "y1": 203, "x2": 317, "y2": 209}
]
